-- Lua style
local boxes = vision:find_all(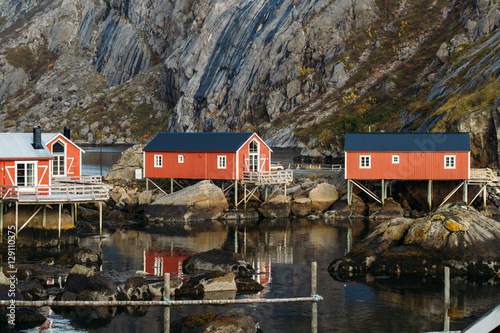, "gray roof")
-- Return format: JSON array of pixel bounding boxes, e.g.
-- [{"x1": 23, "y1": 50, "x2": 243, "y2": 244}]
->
[
  {"x1": 0, "y1": 133, "x2": 54, "y2": 159},
  {"x1": 143, "y1": 132, "x2": 264, "y2": 152},
  {"x1": 344, "y1": 132, "x2": 471, "y2": 152}
]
